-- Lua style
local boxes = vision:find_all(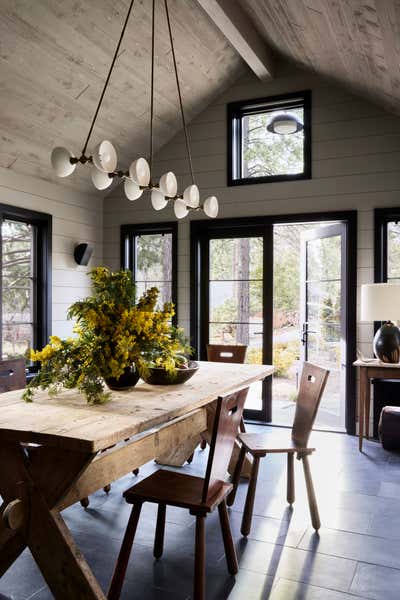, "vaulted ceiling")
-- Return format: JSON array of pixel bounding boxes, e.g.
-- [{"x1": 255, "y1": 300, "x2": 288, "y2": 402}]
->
[
  {"x1": 2, "y1": 0, "x2": 400, "y2": 195},
  {"x1": 0, "y1": 0, "x2": 246, "y2": 193}
]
